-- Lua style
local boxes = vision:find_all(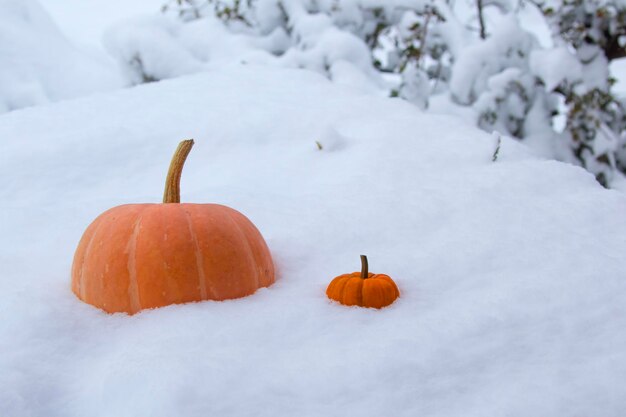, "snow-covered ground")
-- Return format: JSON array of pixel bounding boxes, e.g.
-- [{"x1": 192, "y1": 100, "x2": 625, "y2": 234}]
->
[
  {"x1": 2, "y1": 1, "x2": 626, "y2": 415},
  {"x1": 1, "y1": 64, "x2": 626, "y2": 416}
]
